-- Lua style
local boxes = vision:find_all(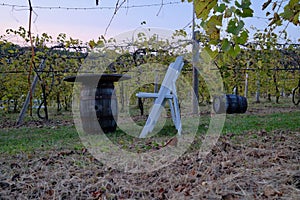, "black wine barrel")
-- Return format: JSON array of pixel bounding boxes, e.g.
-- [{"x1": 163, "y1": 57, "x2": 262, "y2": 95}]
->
[
  {"x1": 80, "y1": 82, "x2": 118, "y2": 133},
  {"x1": 213, "y1": 94, "x2": 247, "y2": 114}
]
